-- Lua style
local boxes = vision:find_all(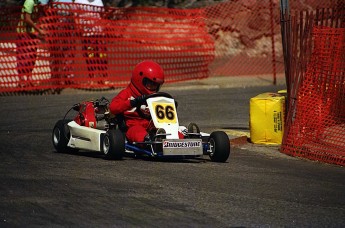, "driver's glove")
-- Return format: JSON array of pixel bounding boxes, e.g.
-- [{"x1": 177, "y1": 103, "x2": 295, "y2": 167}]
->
[{"x1": 130, "y1": 95, "x2": 147, "y2": 107}]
